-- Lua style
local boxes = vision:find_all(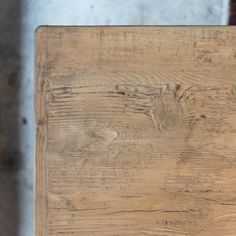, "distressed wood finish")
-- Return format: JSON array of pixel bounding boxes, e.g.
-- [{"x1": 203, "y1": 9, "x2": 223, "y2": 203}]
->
[{"x1": 36, "y1": 27, "x2": 236, "y2": 236}]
